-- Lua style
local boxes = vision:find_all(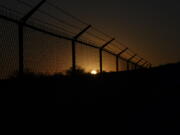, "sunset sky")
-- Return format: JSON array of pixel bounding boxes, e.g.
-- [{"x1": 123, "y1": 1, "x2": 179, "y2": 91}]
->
[
  {"x1": 0, "y1": 0, "x2": 180, "y2": 77},
  {"x1": 57, "y1": 0, "x2": 180, "y2": 66}
]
